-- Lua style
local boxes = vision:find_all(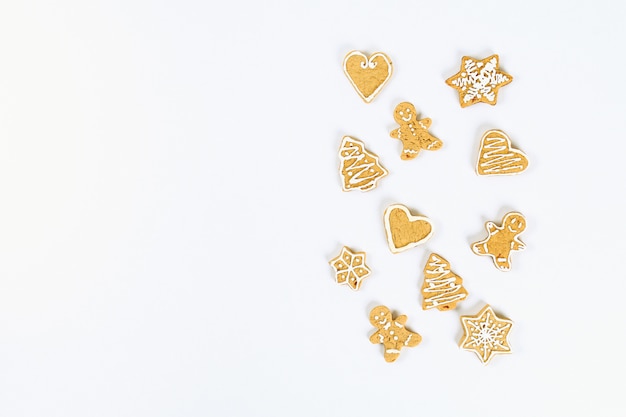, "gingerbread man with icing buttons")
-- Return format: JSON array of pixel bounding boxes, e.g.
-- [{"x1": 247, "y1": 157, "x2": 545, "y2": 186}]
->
[
  {"x1": 471, "y1": 212, "x2": 526, "y2": 271},
  {"x1": 368, "y1": 305, "x2": 422, "y2": 362},
  {"x1": 389, "y1": 102, "x2": 442, "y2": 160}
]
